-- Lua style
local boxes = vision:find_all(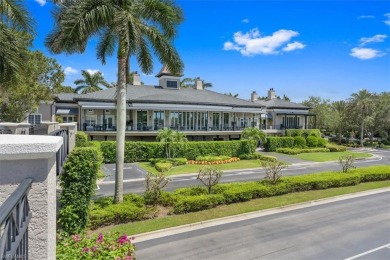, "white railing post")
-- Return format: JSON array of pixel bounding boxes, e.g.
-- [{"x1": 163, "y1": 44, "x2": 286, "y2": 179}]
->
[{"x1": 0, "y1": 135, "x2": 63, "y2": 260}]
